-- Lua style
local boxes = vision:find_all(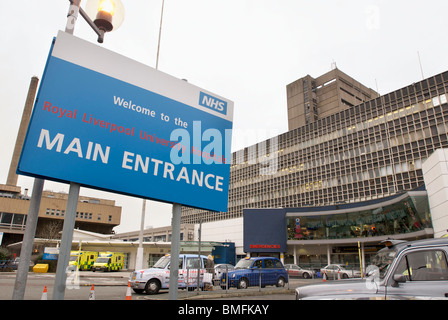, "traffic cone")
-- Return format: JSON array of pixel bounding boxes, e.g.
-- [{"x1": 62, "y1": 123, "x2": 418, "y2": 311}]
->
[
  {"x1": 88, "y1": 284, "x2": 95, "y2": 300},
  {"x1": 322, "y1": 271, "x2": 327, "y2": 282},
  {"x1": 125, "y1": 281, "x2": 132, "y2": 300},
  {"x1": 337, "y1": 270, "x2": 341, "y2": 280},
  {"x1": 41, "y1": 286, "x2": 48, "y2": 300}
]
